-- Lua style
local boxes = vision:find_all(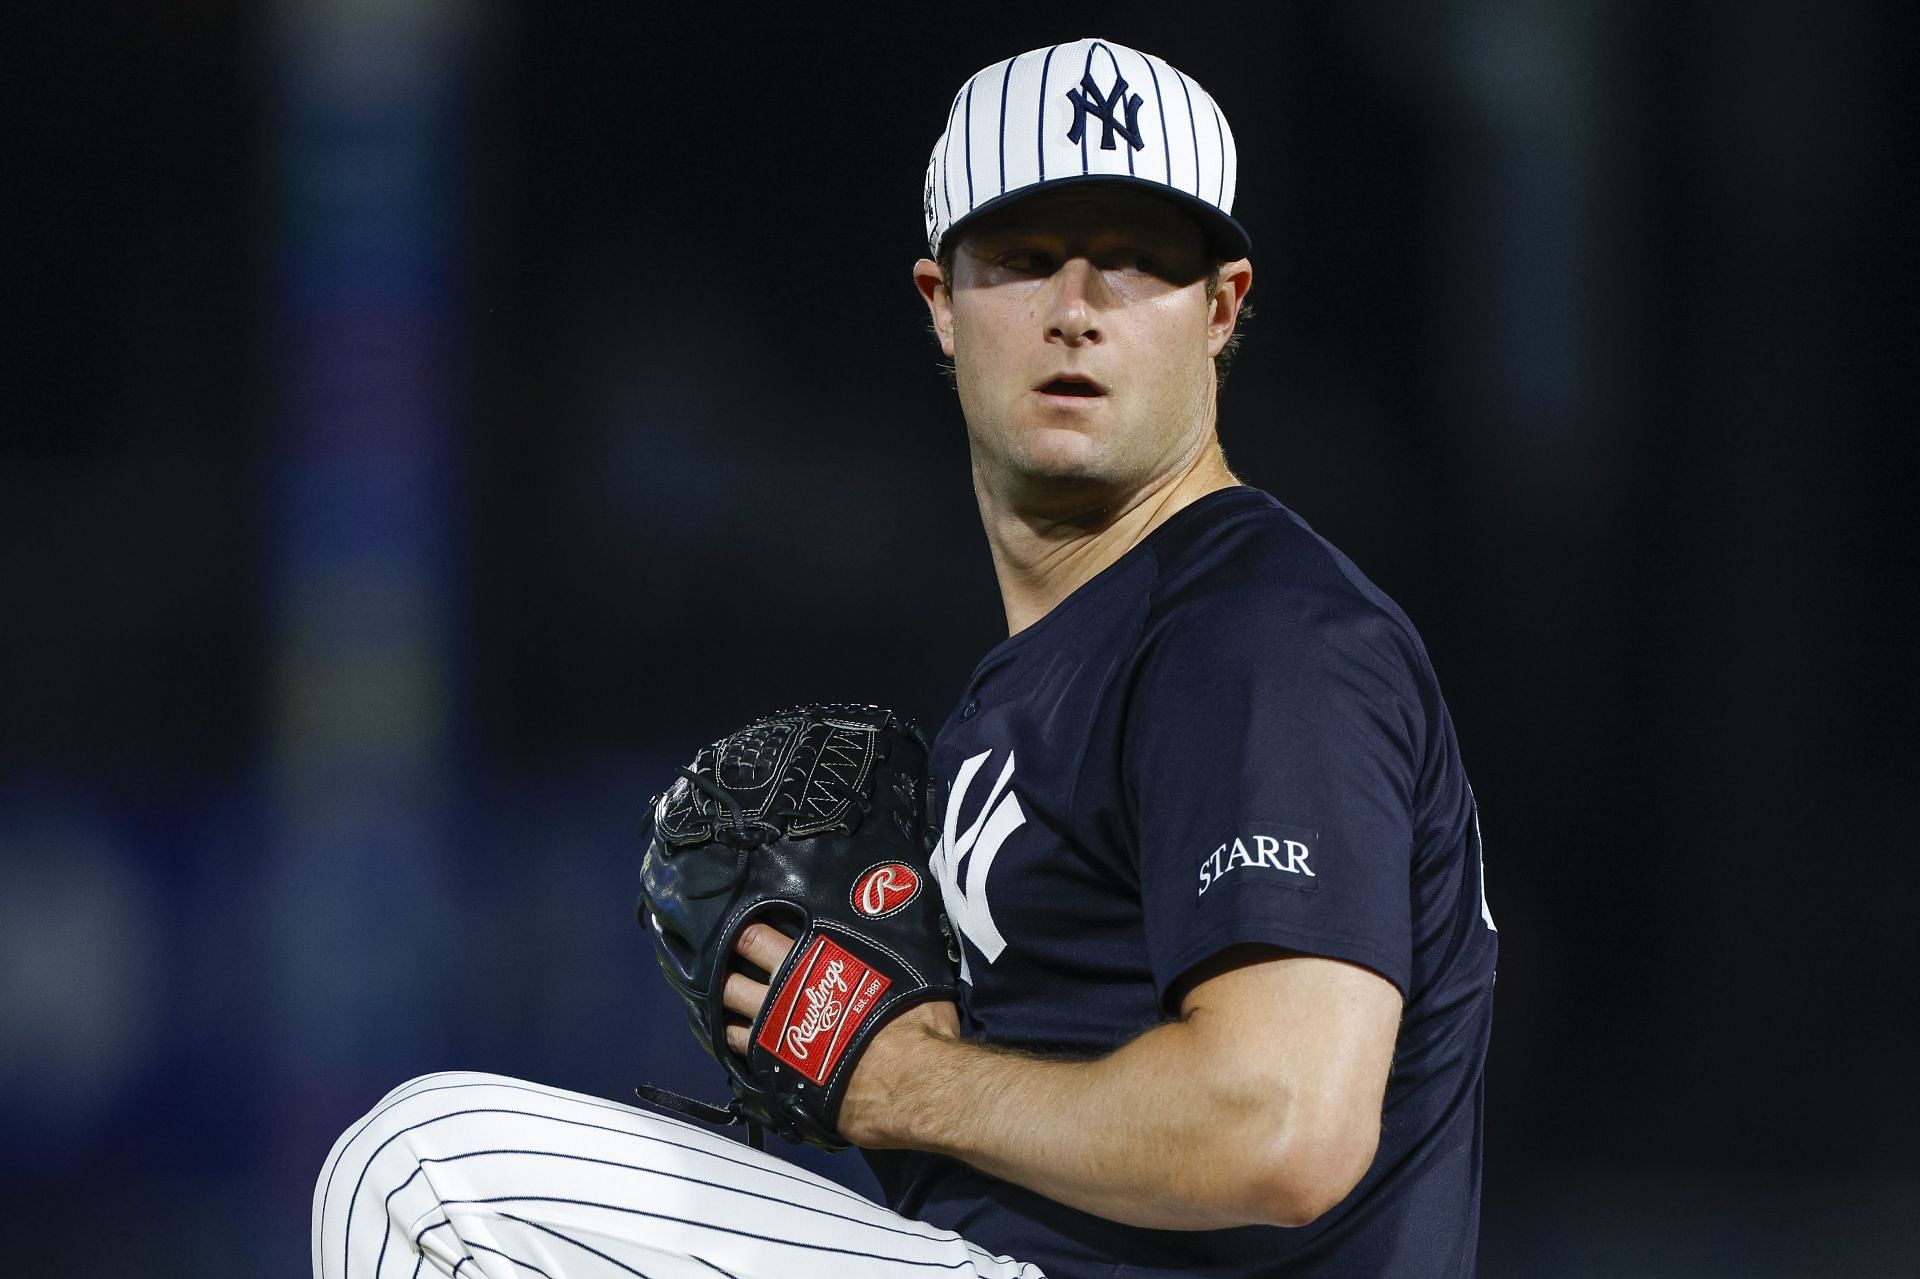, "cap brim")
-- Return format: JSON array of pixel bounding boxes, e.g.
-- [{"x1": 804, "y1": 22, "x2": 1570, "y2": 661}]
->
[{"x1": 935, "y1": 174, "x2": 1251, "y2": 261}]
